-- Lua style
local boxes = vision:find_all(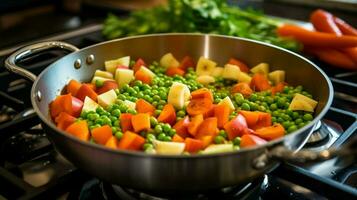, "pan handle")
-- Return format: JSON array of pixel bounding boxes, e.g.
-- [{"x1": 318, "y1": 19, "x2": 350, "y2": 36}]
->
[
  {"x1": 5, "y1": 41, "x2": 79, "y2": 82},
  {"x1": 253, "y1": 136, "x2": 357, "y2": 169}
]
